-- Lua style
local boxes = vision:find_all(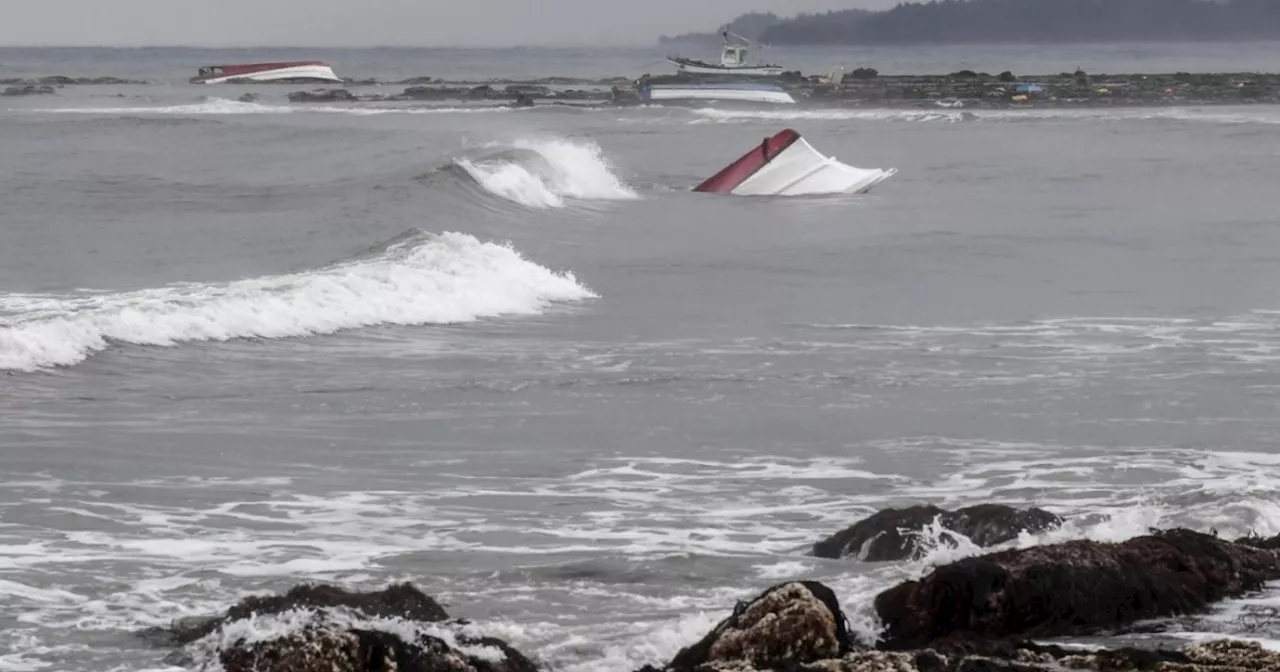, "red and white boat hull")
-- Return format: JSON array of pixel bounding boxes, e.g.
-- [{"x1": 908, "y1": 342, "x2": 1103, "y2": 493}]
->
[{"x1": 694, "y1": 129, "x2": 897, "y2": 196}]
